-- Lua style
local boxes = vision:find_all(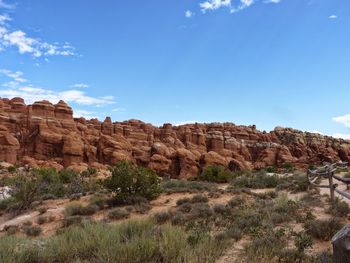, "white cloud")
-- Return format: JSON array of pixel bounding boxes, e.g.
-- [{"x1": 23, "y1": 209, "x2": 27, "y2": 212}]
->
[
  {"x1": 185, "y1": 10, "x2": 194, "y2": 18},
  {"x1": 73, "y1": 110, "x2": 98, "y2": 119},
  {"x1": 112, "y1": 107, "x2": 126, "y2": 112},
  {"x1": 0, "y1": 0, "x2": 15, "y2": 9},
  {"x1": 0, "y1": 15, "x2": 77, "y2": 58},
  {"x1": 0, "y1": 69, "x2": 115, "y2": 106},
  {"x1": 333, "y1": 114, "x2": 350, "y2": 128},
  {"x1": 230, "y1": 0, "x2": 255, "y2": 13},
  {"x1": 329, "y1": 15, "x2": 337, "y2": 19},
  {"x1": 0, "y1": 14, "x2": 11, "y2": 24},
  {"x1": 200, "y1": 0, "x2": 231, "y2": 12},
  {"x1": 173, "y1": 120, "x2": 200, "y2": 126},
  {"x1": 264, "y1": 0, "x2": 280, "y2": 3},
  {"x1": 0, "y1": 69, "x2": 27, "y2": 83},
  {"x1": 333, "y1": 133, "x2": 350, "y2": 140},
  {"x1": 71, "y1": 83, "x2": 89, "y2": 89}
]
